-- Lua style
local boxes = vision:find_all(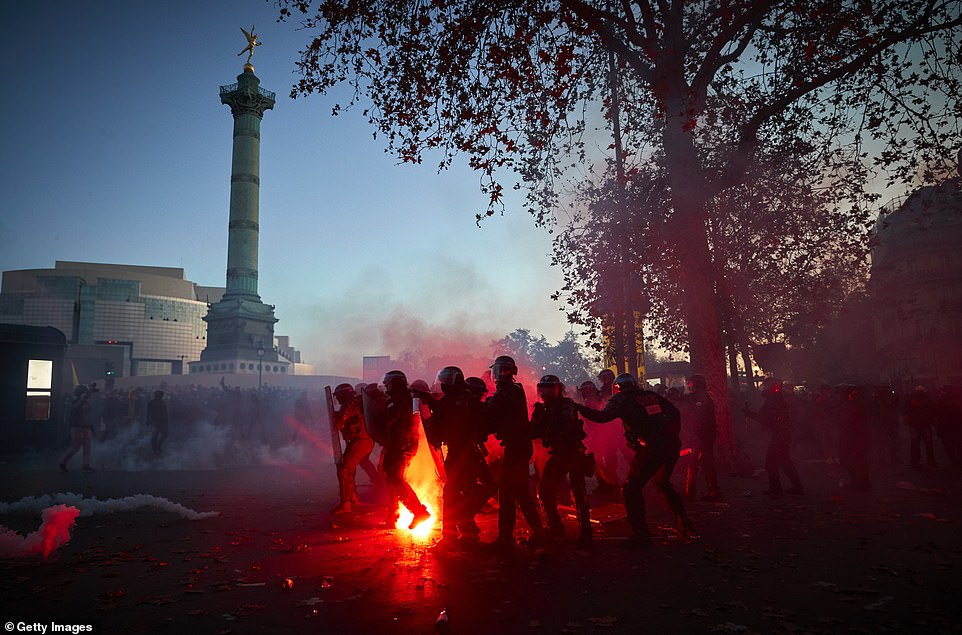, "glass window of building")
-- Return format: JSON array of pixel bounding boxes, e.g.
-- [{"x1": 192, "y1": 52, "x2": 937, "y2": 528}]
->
[{"x1": 25, "y1": 359, "x2": 53, "y2": 421}]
